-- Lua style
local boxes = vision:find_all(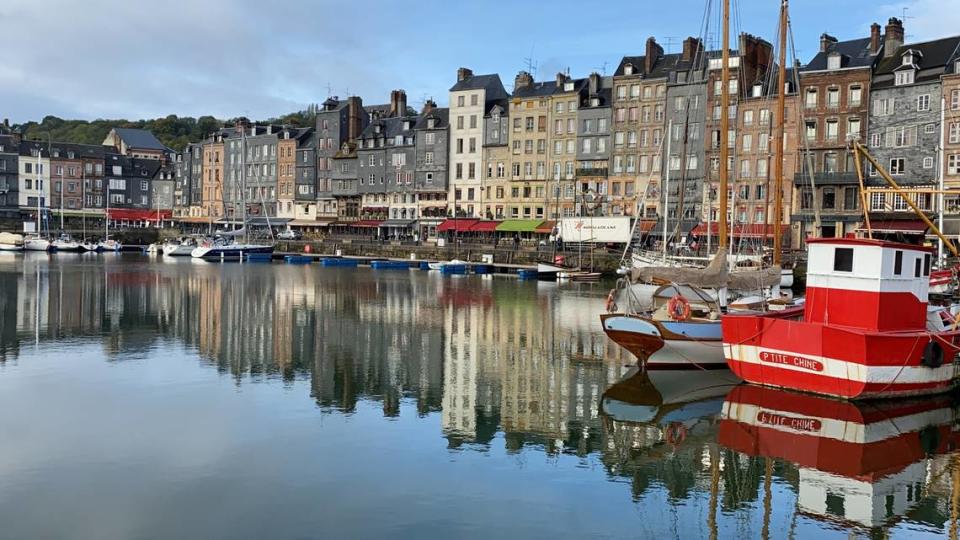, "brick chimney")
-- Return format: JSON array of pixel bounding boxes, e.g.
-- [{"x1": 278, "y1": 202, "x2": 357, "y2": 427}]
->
[
  {"x1": 457, "y1": 67, "x2": 473, "y2": 82},
  {"x1": 514, "y1": 71, "x2": 533, "y2": 90},
  {"x1": 421, "y1": 99, "x2": 437, "y2": 115},
  {"x1": 389, "y1": 89, "x2": 407, "y2": 117},
  {"x1": 870, "y1": 23, "x2": 881, "y2": 55},
  {"x1": 884, "y1": 17, "x2": 904, "y2": 58},
  {"x1": 645, "y1": 37, "x2": 663, "y2": 74},
  {"x1": 820, "y1": 33, "x2": 837, "y2": 53},
  {"x1": 588, "y1": 72, "x2": 600, "y2": 95},
  {"x1": 346, "y1": 96, "x2": 363, "y2": 142},
  {"x1": 682, "y1": 37, "x2": 703, "y2": 63},
  {"x1": 556, "y1": 72, "x2": 567, "y2": 87}
]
